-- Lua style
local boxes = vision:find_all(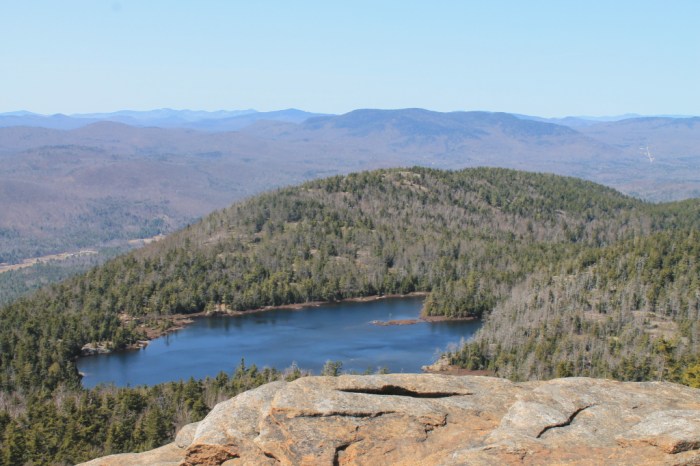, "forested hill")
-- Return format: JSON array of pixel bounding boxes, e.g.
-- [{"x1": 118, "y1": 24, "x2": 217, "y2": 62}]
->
[
  {"x1": 452, "y1": 228, "x2": 700, "y2": 384},
  {"x1": 2, "y1": 166, "x2": 700, "y2": 464},
  {"x1": 2, "y1": 167, "x2": 700, "y2": 394}
]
